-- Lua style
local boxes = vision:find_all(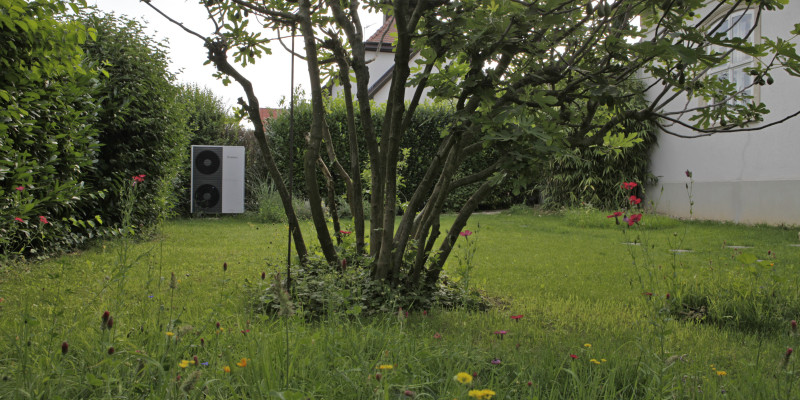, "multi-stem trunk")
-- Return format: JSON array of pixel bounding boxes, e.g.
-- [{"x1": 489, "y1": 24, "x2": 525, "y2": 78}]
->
[{"x1": 298, "y1": 0, "x2": 337, "y2": 263}]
